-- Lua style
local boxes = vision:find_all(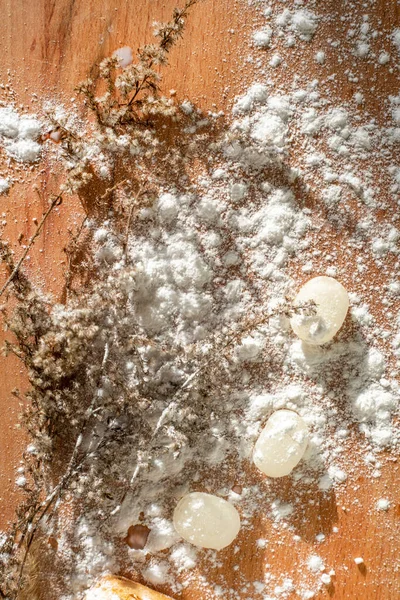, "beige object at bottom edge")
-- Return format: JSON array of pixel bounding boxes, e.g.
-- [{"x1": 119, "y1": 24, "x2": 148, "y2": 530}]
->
[{"x1": 87, "y1": 575, "x2": 174, "y2": 599}]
